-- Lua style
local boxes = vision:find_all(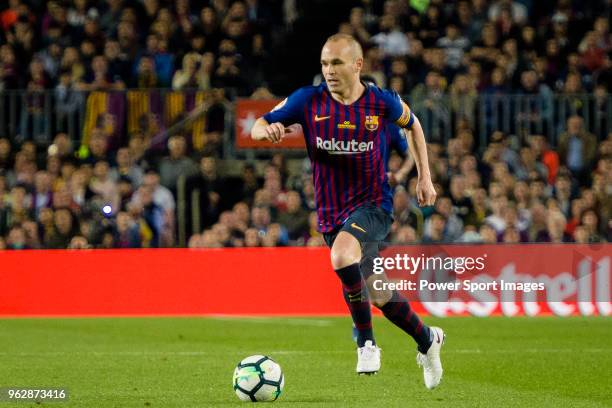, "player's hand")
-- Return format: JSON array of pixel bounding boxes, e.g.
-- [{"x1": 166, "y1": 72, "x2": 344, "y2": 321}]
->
[
  {"x1": 416, "y1": 177, "x2": 436, "y2": 207},
  {"x1": 264, "y1": 122, "x2": 293, "y2": 144}
]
